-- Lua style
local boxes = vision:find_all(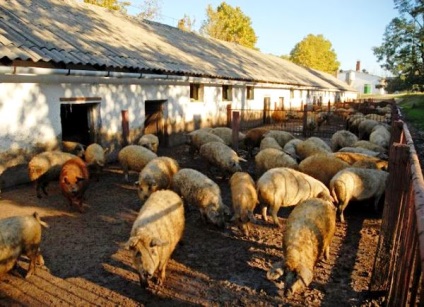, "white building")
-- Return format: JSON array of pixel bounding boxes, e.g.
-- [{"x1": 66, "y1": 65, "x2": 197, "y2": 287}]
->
[
  {"x1": 0, "y1": 0, "x2": 358, "y2": 188},
  {"x1": 338, "y1": 61, "x2": 386, "y2": 95}
]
